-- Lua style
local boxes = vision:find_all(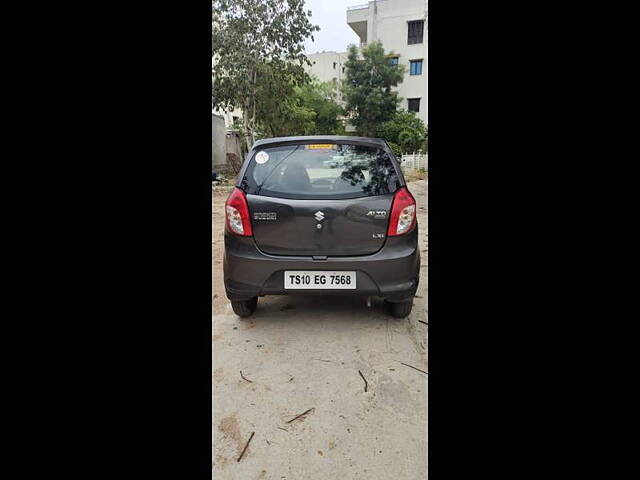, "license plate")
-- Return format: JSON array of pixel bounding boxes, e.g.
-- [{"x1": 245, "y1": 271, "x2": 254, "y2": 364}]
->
[{"x1": 284, "y1": 271, "x2": 356, "y2": 289}]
